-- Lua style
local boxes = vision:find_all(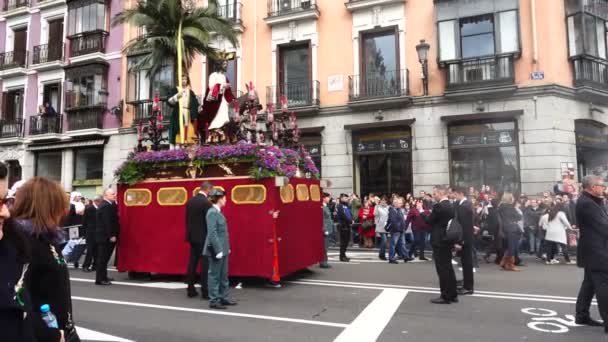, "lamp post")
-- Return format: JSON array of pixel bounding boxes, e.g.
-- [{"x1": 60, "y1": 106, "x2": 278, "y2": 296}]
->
[{"x1": 416, "y1": 39, "x2": 430, "y2": 96}]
